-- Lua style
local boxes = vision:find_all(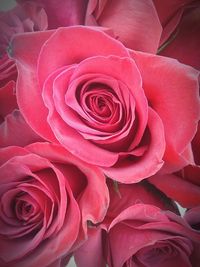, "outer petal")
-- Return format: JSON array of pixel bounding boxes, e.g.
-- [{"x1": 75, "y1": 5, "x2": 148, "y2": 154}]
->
[
  {"x1": 74, "y1": 228, "x2": 106, "y2": 267},
  {"x1": 86, "y1": 0, "x2": 162, "y2": 53},
  {"x1": 103, "y1": 179, "x2": 179, "y2": 229},
  {"x1": 17, "y1": 0, "x2": 88, "y2": 28},
  {"x1": 10, "y1": 30, "x2": 56, "y2": 141},
  {"x1": 160, "y1": 4, "x2": 200, "y2": 70},
  {"x1": 107, "y1": 204, "x2": 196, "y2": 267},
  {"x1": 0, "y1": 81, "x2": 17, "y2": 119},
  {"x1": 153, "y1": 0, "x2": 193, "y2": 44},
  {"x1": 38, "y1": 26, "x2": 129, "y2": 86},
  {"x1": 131, "y1": 50, "x2": 200, "y2": 172},
  {"x1": 149, "y1": 173, "x2": 200, "y2": 208},
  {"x1": 0, "y1": 109, "x2": 43, "y2": 147}
]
